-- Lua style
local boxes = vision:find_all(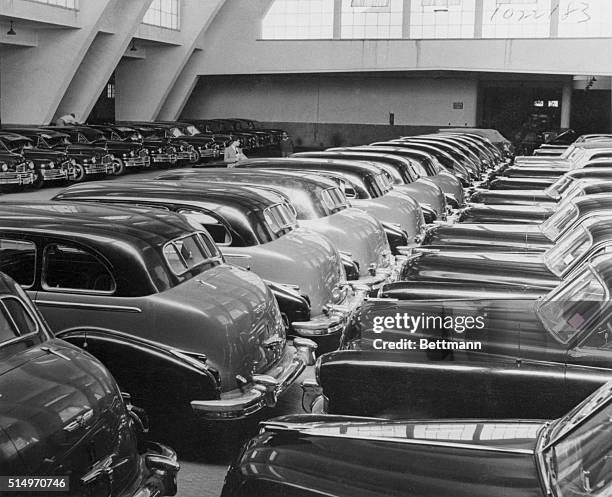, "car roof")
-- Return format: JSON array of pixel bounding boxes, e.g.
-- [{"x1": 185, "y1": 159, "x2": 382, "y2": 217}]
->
[
  {"x1": 0, "y1": 201, "x2": 194, "y2": 248},
  {"x1": 237, "y1": 157, "x2": 385, "y2": 175},
  {"x1": 55, "y1": 180, "x2": 288, "y2": 211}
]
